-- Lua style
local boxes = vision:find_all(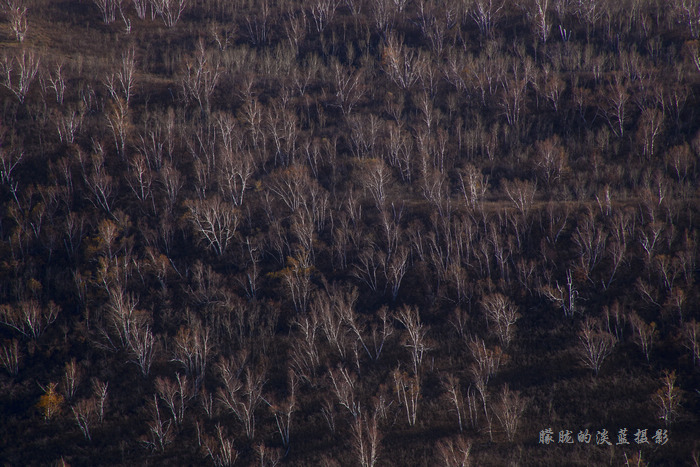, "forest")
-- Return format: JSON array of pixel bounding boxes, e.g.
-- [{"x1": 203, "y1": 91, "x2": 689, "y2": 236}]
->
[{"x1": 0, "y1": 0, "x2": 699, "y2": 465}]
